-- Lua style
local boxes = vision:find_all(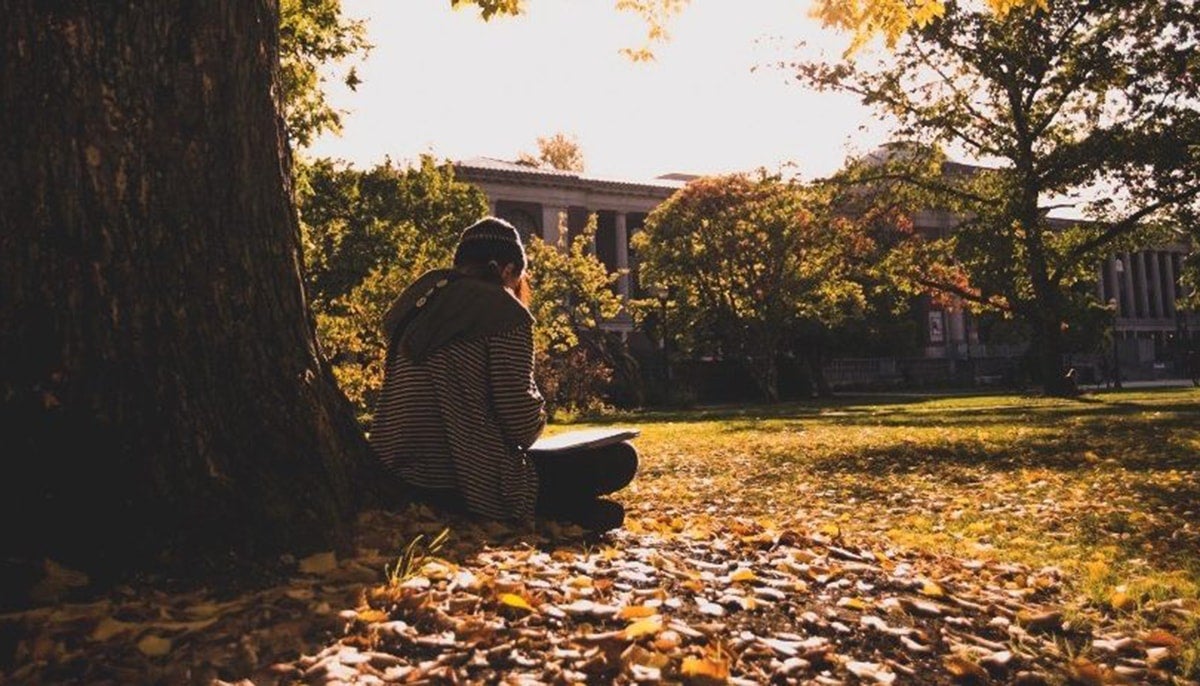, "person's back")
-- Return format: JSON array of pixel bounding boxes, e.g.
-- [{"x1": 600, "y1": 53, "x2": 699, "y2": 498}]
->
[
  {"x1": 370, "y1": 217, "x2": 637, "y2": 531},
  {"x1": 370, "y1": 269, "x2": 543, "y2": 519}
]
